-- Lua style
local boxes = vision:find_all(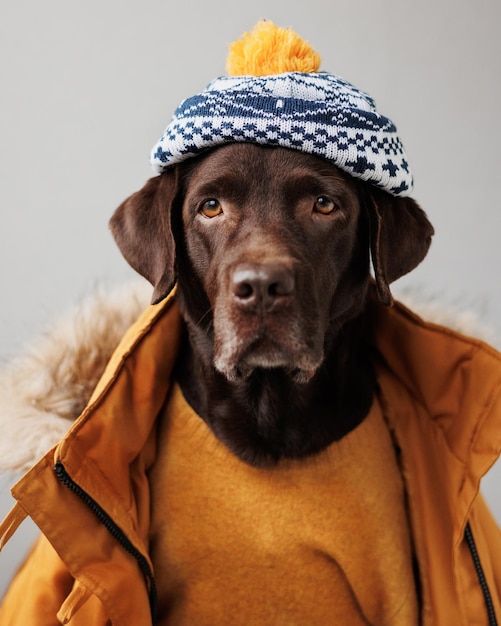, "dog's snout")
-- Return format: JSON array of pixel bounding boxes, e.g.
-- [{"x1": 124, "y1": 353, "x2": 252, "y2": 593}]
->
[{"x1": 231, "y1": 263, "x2": 295, "y2": 311}]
